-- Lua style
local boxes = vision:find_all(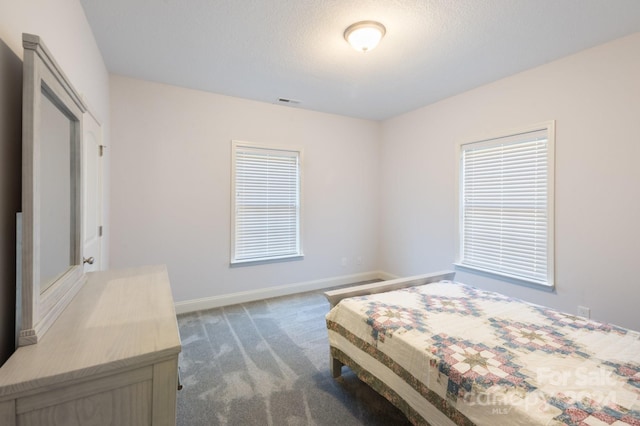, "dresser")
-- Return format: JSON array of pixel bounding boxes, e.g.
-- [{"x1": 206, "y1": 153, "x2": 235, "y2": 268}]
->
[{"x1": 0, "y1": 265, "x2": 182, "y2": 425}]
